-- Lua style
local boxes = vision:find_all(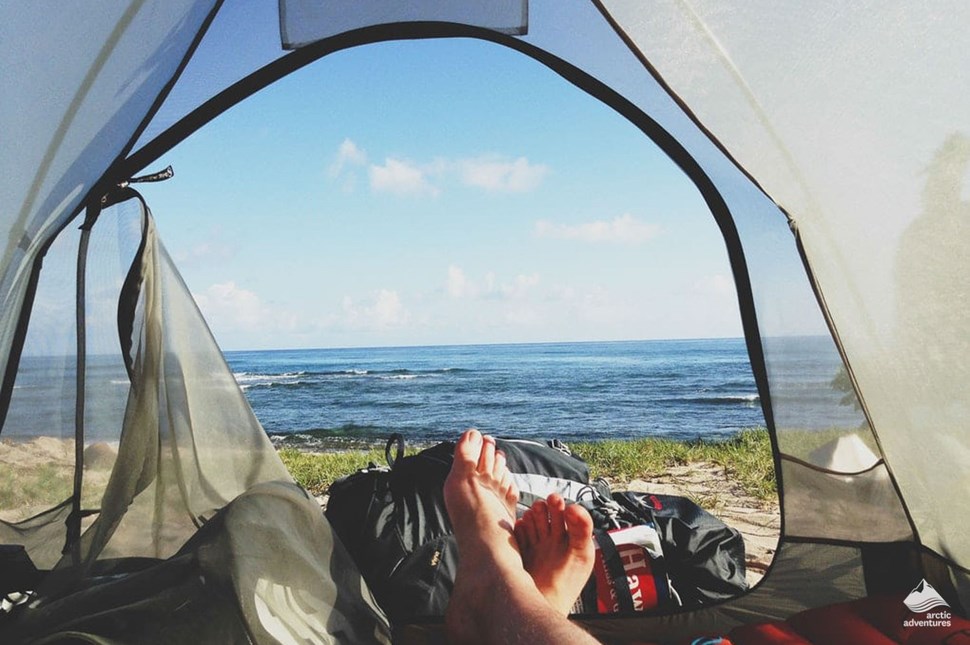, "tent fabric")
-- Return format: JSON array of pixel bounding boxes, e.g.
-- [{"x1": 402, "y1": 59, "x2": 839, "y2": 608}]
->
[
  {"x1": 73, "y1": 200, "x2": 292, "y2": 567},
  {"x1": 68, "y1": 198, "x2": 389, "y2": 636},
  {"x1": 596, "y1": 0, "x2": 970, "y2": 595},
  {"x1": 0, "y1": 1, "x2": 218, "y2": 427},
  {"x1": 1, "y1": 0, "x2": 968, "y2": 642},
  {"x1": 512, "y1": 0, "x2": 914, "y2": 554},
  {"x1": 7, "y1": 481, "x2": 390, "y2": 644},
  {"x1": 781, "y1": 460, "x2": 912, "y2": 543},
  {"x1": 1, "y1": 195, "x2": 391, "y2": 641},
  {"x1": 0, "y1": 199, "x2": 144, "y2": 569}
]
